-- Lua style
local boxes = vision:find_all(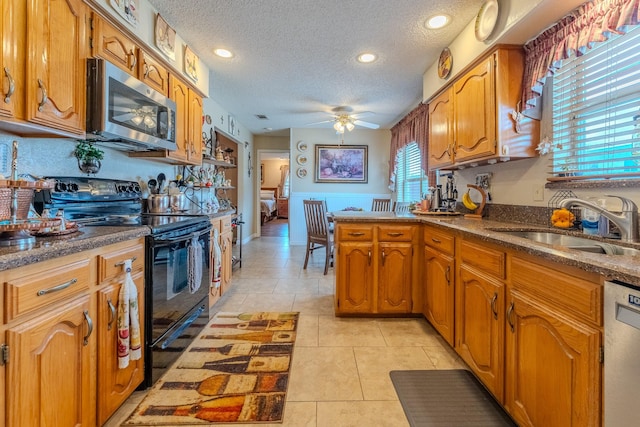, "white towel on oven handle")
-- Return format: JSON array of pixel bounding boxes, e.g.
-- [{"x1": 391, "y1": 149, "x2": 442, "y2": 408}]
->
[
  {"x1": 211, "y1": 227, "x2": 222, "y2": 290},
  {"x1": 188, "y1": 234, "x2": 203, "y2": 294}
]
